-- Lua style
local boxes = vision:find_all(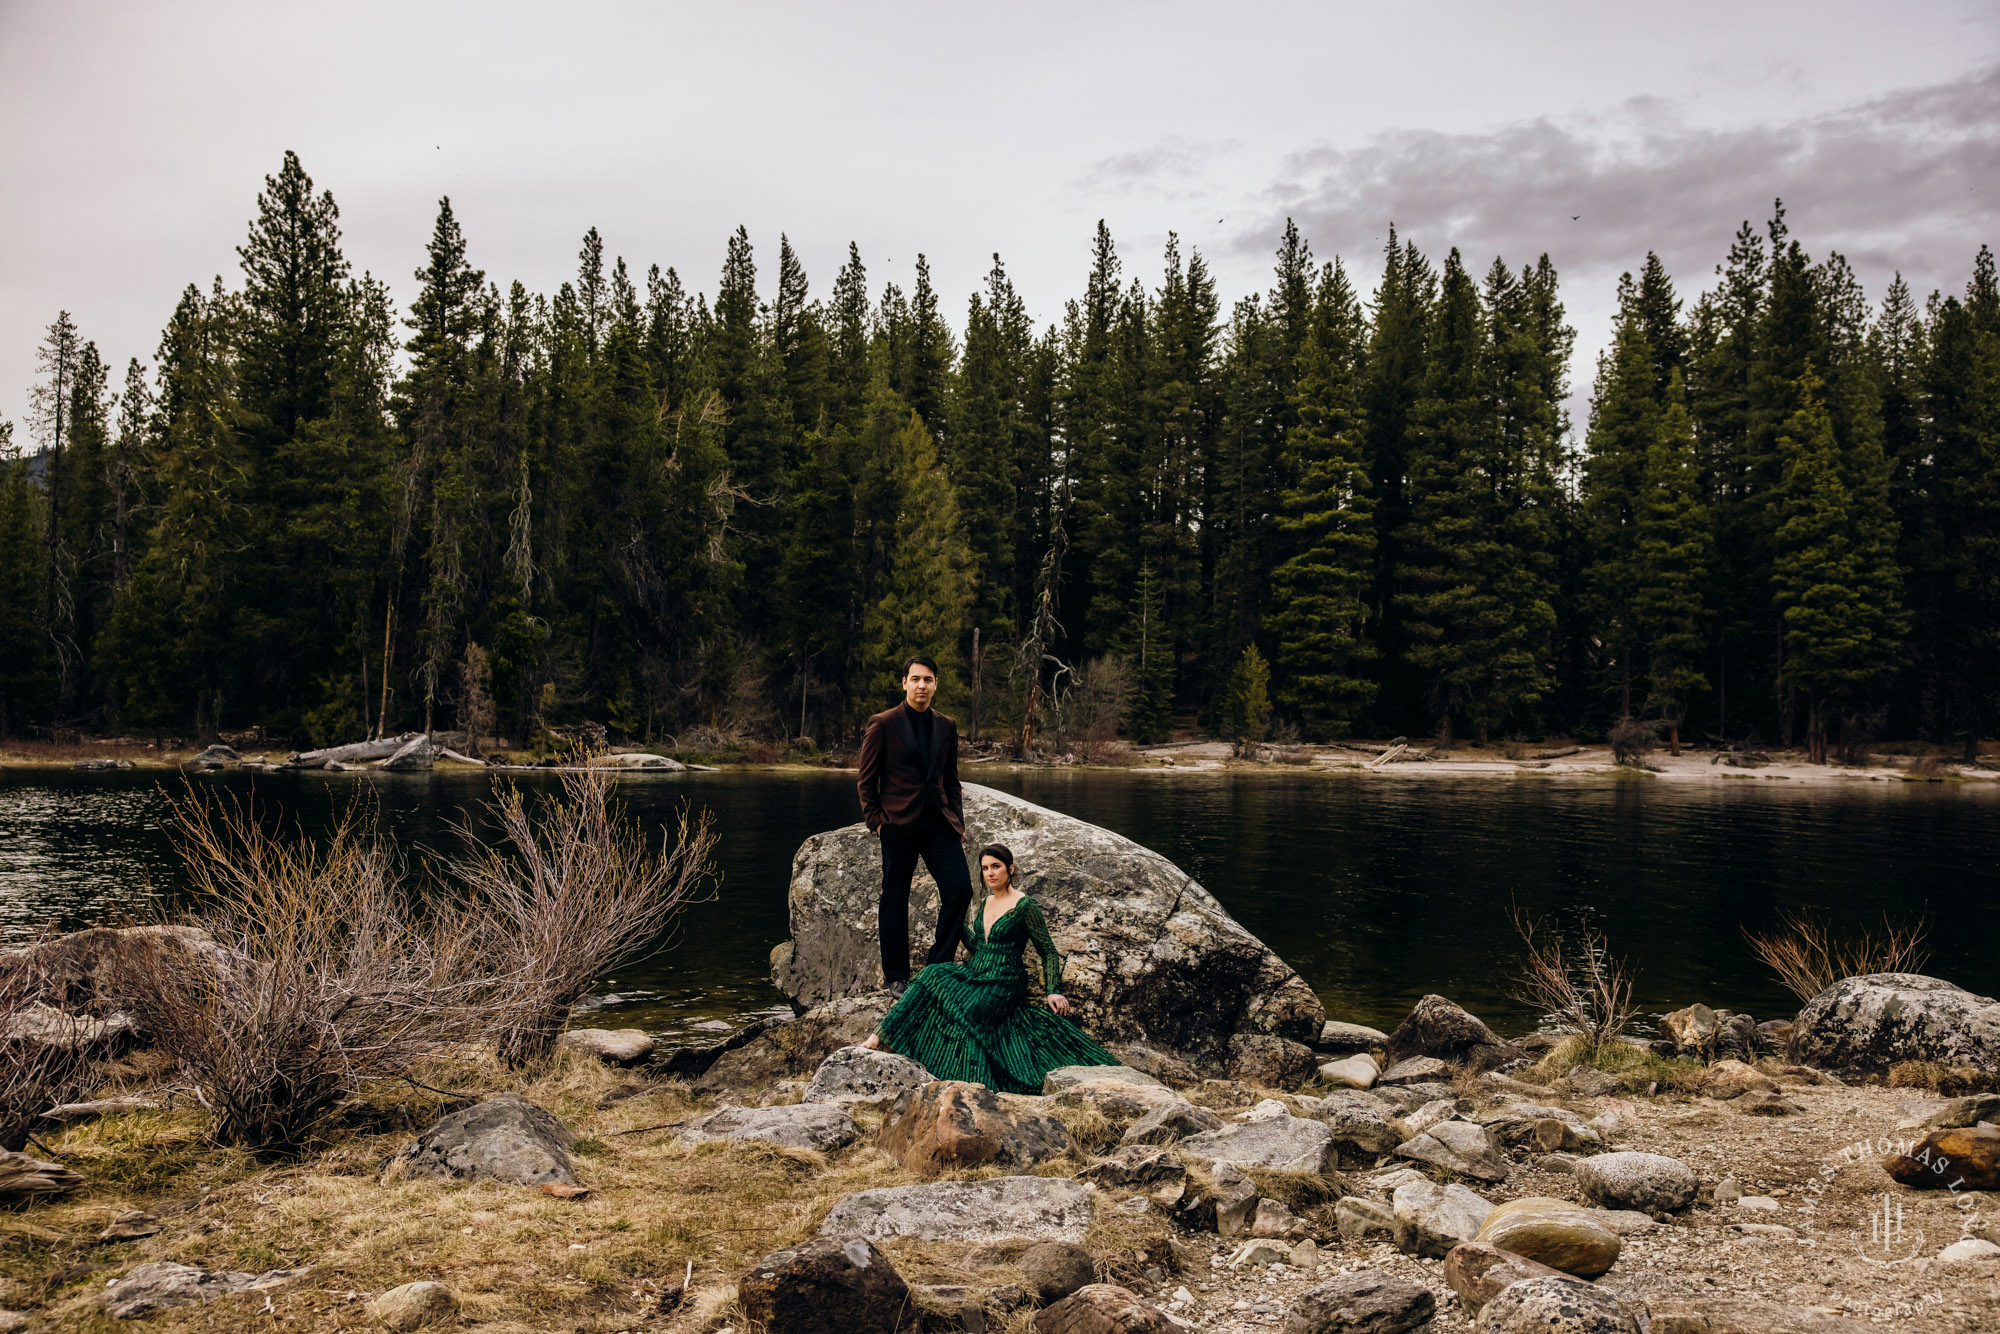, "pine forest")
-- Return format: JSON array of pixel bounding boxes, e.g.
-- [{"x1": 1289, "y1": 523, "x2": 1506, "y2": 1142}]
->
[{"x1": 3, "y1": 152, "x2": 1997, "y2": 764}]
